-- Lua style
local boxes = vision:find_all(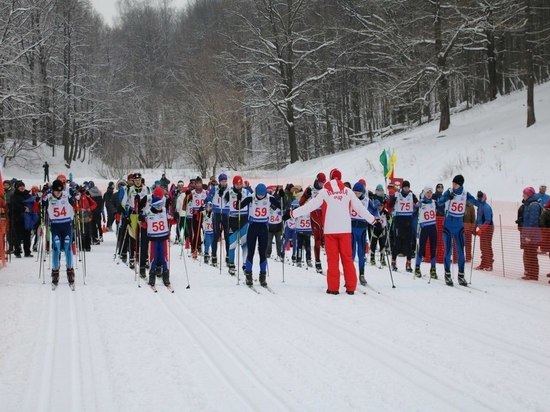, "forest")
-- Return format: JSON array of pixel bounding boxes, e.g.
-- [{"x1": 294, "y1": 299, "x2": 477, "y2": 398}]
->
[{"x1": 1, "y1": 0, "x2": 549, "y2": 175}]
